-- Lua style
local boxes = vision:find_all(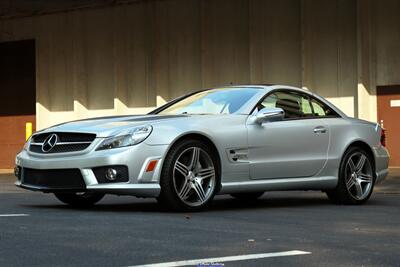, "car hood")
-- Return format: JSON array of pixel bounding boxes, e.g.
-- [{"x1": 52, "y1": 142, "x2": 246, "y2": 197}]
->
[{"x1": 39, "y1": 114, "x2": 188, "y2": 137}]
